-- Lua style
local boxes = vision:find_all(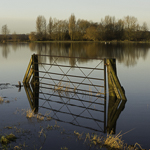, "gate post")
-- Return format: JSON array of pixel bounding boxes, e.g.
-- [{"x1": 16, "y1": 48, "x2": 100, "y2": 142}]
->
[
  {"x1": 32, "y1": 54, "x2": 39, "y2": 86},
  {"x1": 107, "y1": 59, "x2": 117, "y2": 98}
]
